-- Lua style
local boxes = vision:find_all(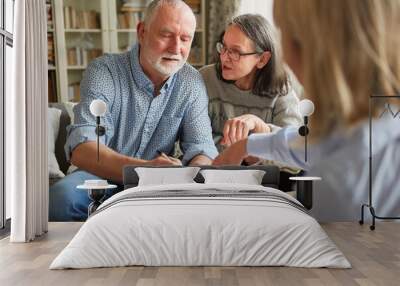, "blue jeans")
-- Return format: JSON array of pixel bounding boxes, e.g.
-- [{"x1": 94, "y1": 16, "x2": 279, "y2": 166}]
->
[{"x1": 49, "y1": 170, "x2": 123, "y2": 221}]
